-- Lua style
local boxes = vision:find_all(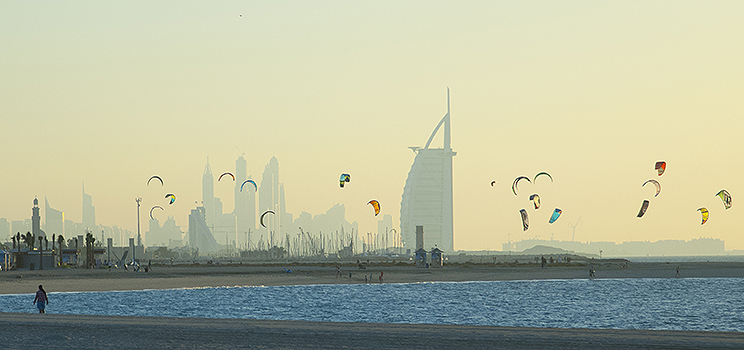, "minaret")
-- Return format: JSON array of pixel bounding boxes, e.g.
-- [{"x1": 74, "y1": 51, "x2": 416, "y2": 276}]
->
[
  {"x1": 32, "y1": 197, "x2": 45, "y2": 238},
  {"x1": 202, "y1": 157, "x2": 215, "y2": 228}
]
